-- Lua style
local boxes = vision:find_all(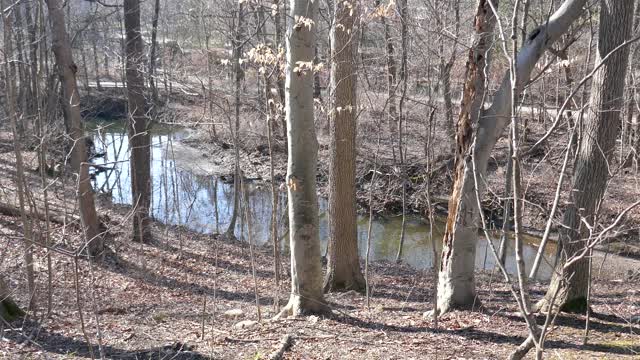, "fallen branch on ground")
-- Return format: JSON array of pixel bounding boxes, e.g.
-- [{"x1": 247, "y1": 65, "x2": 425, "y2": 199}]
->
[{"x1": 268, "y1": 334, "x2": 294, "y2": 360}]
